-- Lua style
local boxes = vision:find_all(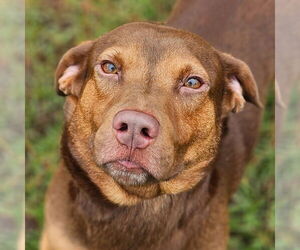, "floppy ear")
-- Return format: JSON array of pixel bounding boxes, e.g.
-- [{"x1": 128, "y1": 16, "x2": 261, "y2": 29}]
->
[
  {"x1": 55, "y1": 40, "x2": 94, "y2": 96},
  {"x1": 219, "y1": 53, "x2": 262, "y2": 115}
]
